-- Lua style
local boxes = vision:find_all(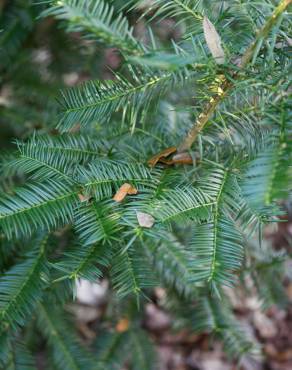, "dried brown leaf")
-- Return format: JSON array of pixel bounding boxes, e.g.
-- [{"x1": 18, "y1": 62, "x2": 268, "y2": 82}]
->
[
  {"x1": 203, "y1": 17, "x2": 225, "y2": 65},
  {"x1": 170, "y1": 152, "x2": 194, "y2": 165},
  {"x1": 127, "y1": 186, "x2": 138, "y2": 195},
  {"x1": 113, "y1": 183, "x2": 138, "y2": 202},
  {"x1": 157, "y1": 152, "x2": 195, "y2": 165},
  {"x1": 78, "y1": 193, "x2": 90, "y2": 202},
  {"x1": 147, "y1": 146, "x2": 177, "y2": 167}
]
